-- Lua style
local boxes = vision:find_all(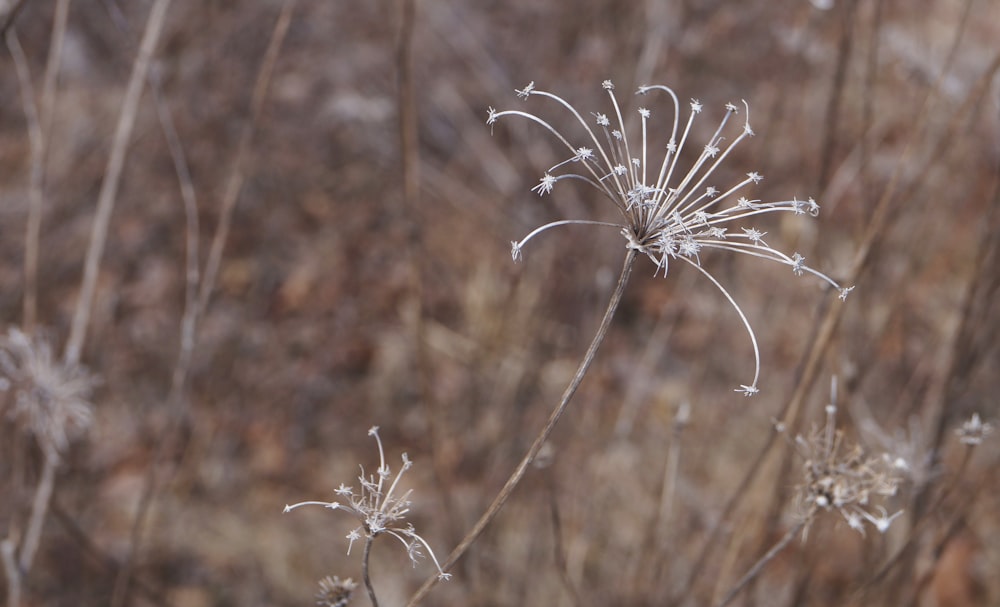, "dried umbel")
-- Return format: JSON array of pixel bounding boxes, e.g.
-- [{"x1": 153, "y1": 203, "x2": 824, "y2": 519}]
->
[
  {"x1": 787, "y1": 397, "x2": 904, "y2": 536},
  {"x1": 0, "y1": 327, "x2": 95, "y2": 459},
  {"x1": 285, "y1": 426, "x2": 450, "y2": 581},
  {"x1": 489, "y1": 81, "x2": 851, "y2": 395},
  {"x1": 315, "y1": 575, "x2": 357, "y2": 607}
]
